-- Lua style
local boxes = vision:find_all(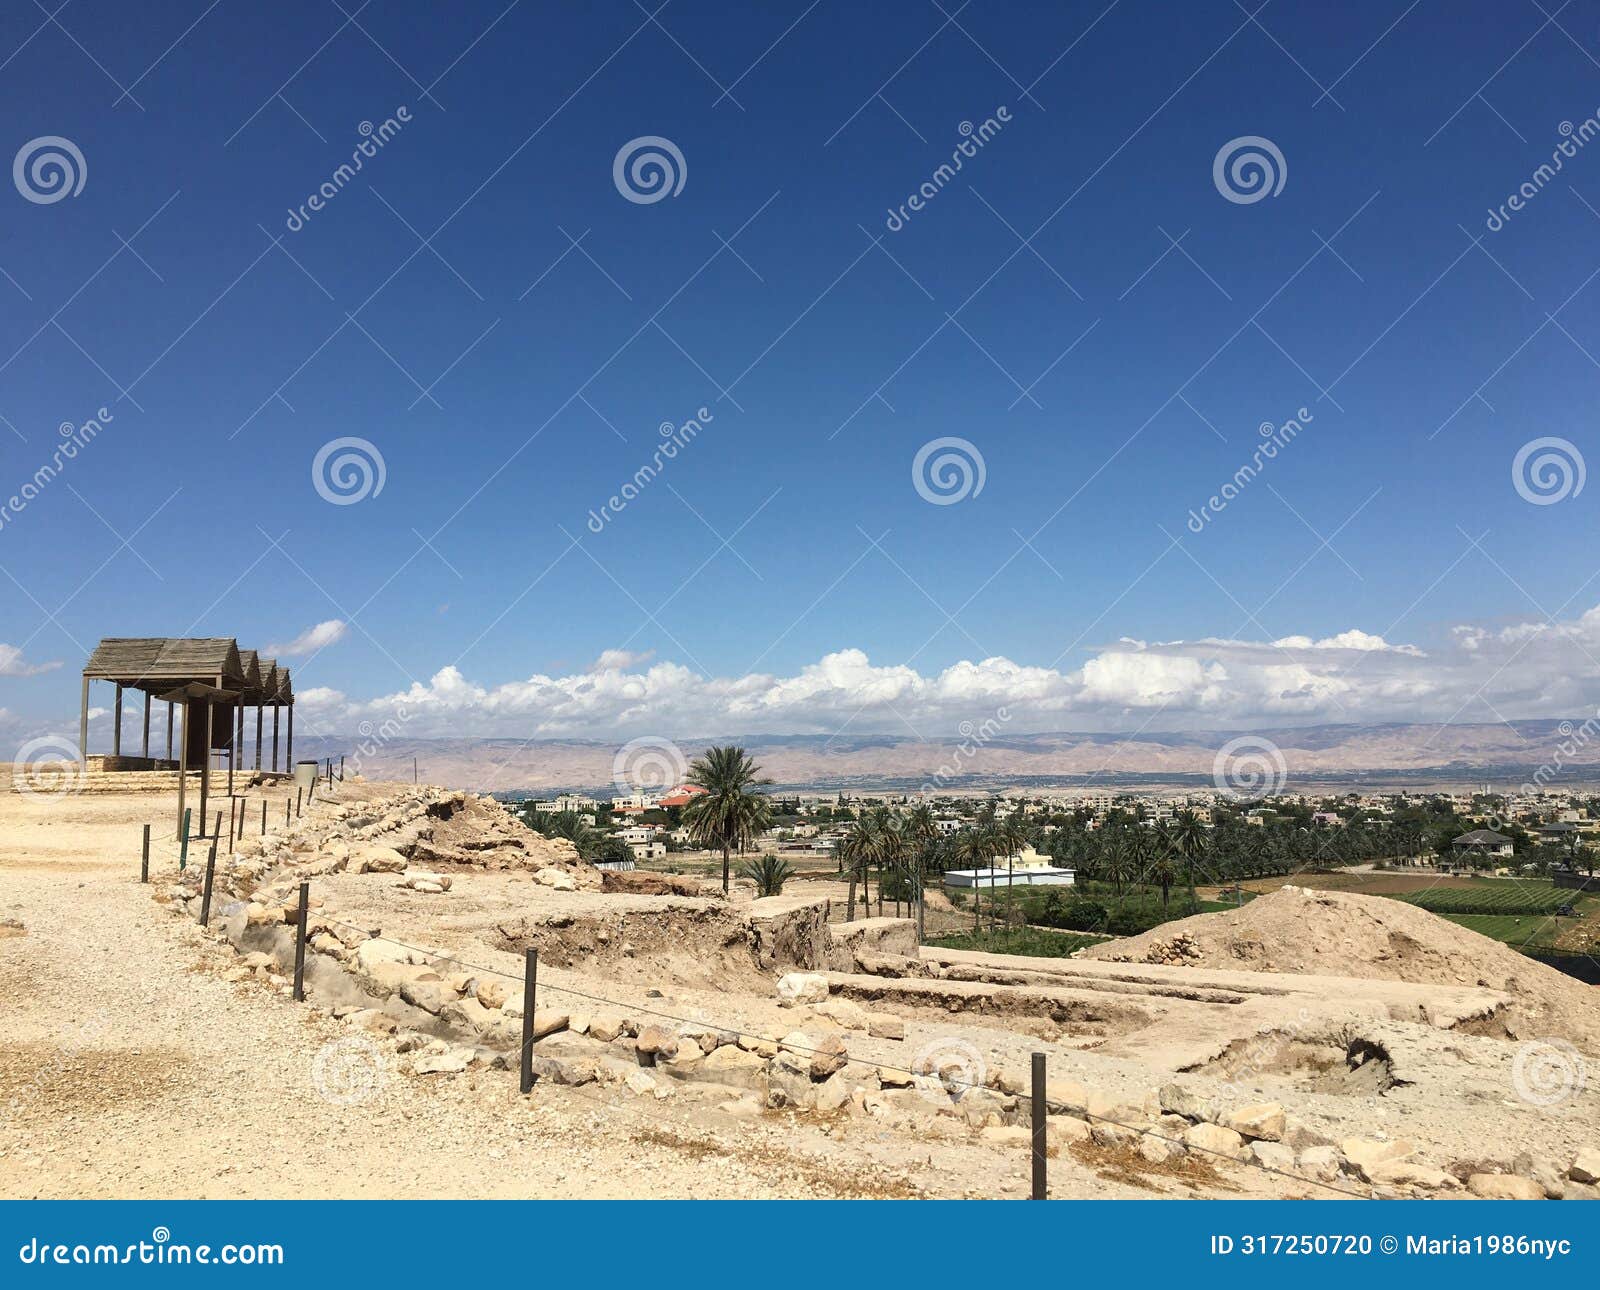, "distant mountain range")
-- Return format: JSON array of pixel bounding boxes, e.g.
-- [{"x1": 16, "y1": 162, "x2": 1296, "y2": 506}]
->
[{"x1": 288, "y1": 719, "x2": 1600, "y2": 794}]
